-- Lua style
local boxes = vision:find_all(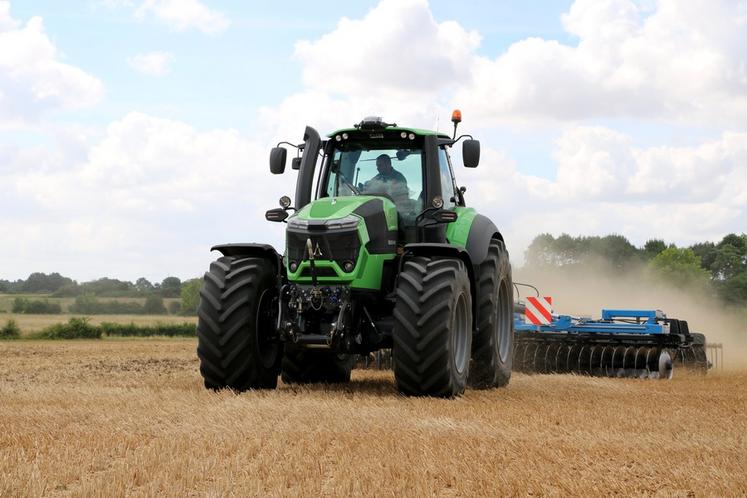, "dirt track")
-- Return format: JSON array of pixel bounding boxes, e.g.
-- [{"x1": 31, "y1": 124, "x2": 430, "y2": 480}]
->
[{"x1": 1, "y1": 340, "x2": 745, "y2": 497}]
